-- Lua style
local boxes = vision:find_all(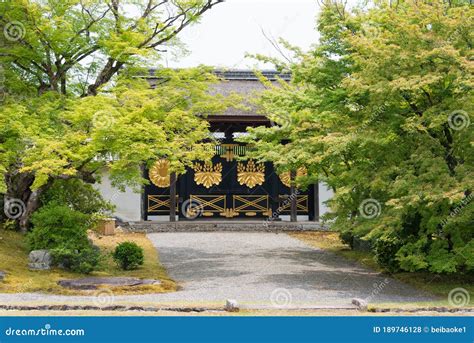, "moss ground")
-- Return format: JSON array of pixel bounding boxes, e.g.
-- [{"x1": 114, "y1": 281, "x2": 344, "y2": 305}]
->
[{"x1": 0, "y1": 228, "x2": 176, "y2": 295}]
